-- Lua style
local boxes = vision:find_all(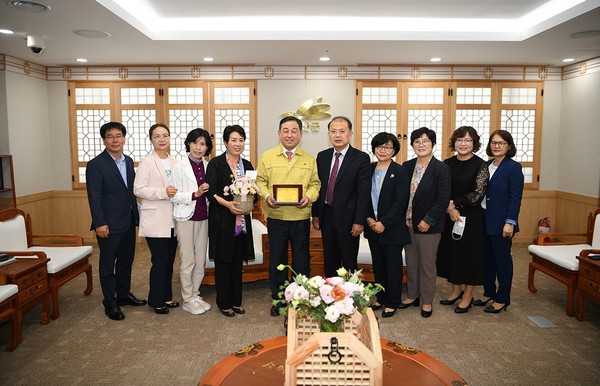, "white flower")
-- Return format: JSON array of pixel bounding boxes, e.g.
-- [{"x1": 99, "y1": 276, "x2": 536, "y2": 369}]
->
[
  {"x1": 328, "y1": 276, "x2": 344, "y2": 286},
  {"x1": 319, "y1": 284, "x2": 335, "y2": 304},
  {"x1": 307, "y1": 275, "x2": 325, "y2": 288},
  {"x1": 293, "y1": 286, "x2": 309, "y2": 301},
  {"x1": 324, "y1": 305, "x2": 341, "y2": 323},
  {"x1": 334, "y1": 297, "x2": 355, "y2": 315}
]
